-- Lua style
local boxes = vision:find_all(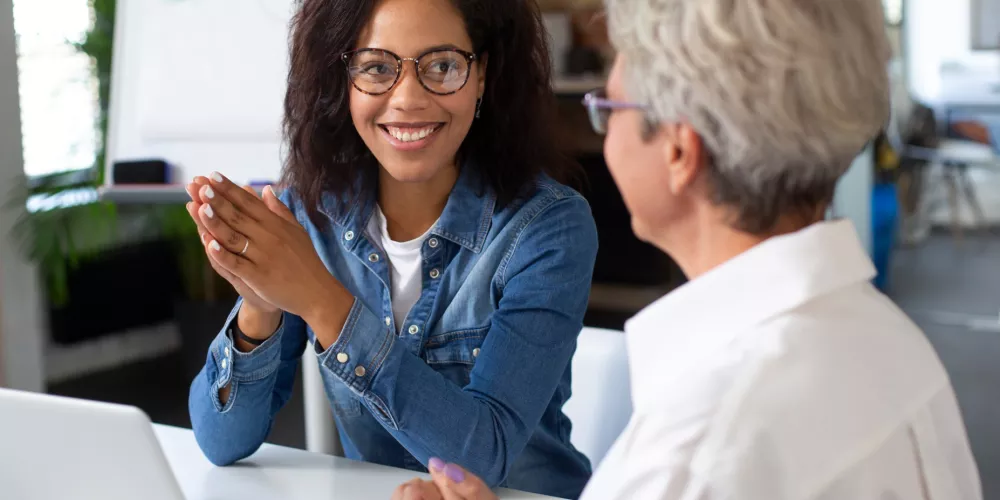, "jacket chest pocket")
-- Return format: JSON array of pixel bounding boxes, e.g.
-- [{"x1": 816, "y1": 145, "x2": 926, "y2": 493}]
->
[{"x1": 423, "y1": 327, "x2": 487, "y2": 388}]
